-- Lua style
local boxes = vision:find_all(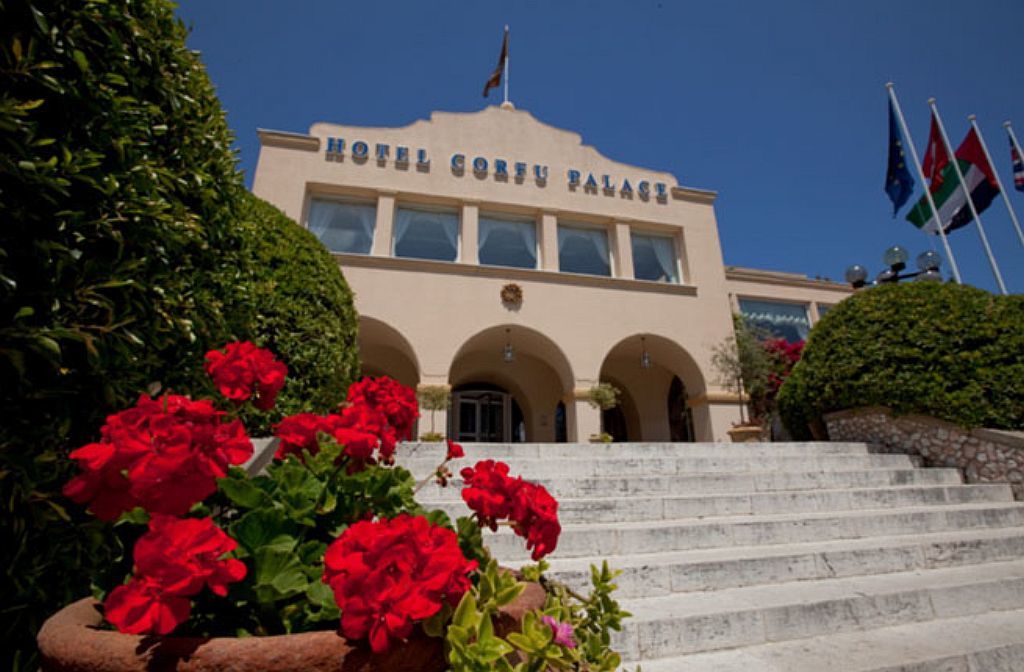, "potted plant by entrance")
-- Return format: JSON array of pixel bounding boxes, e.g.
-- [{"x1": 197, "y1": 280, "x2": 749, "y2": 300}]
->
[
  {"x1": 417, "y1": 384, "x2": 451, "y2": 442},
  {"x1": 586, "y1": 383, "x2": 621, "y2": 443},
  {"x1": 37, "y1": 342, "x2": 630, "y2": 671}
]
